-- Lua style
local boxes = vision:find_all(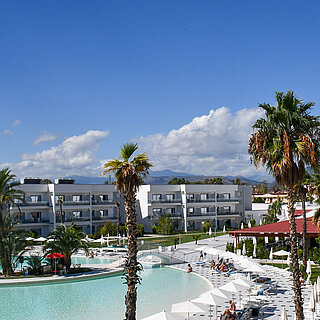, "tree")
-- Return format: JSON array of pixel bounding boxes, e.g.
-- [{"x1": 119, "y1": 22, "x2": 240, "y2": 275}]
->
[
  {"x1": 25, "y1": 255, "x2": 45, "y2": 275},
  {"x1": 102, "y1": 143, "x2": 152, "y2": 320},
  {"x1": 263, "y1": 200, "x2": 281, "y2": 224},
  {"x1": 41, "y1": 179, "x2": 53, "y2": 184},
  {"x1": 115, "y1": 201, "x2": 121, "y2": 236},
  {"x1": 0, "y1": 168, "x2": 25, "y2": 275},
  {"x1": 256, "y1": 180, "x2": 268, "y2": 193},
  {"x1": 248, "y1": 91, "x2": 320, "y2": 320},
  {"x1": 204, "y1": 177, "x2": 223, "y2": 184},
  {"x1": 193, "y1": 234, "x2": 201, "y2": 244},
  {"x1": 157, "y1": 214, "x2": 173, "y2": 235},
  {"x1": 0, "y1": 211, "x2": 27, "y2": 274},
  {"x1": 306, "y1": 171, "x2": 320, "y2": 204},
  {"x1": 100, "y1": 221, "x2": 117, "y2": 236},
  {"x1": 203, "y1": 221, "x2": 211, "y2": 233},
  {"x1": 232, "y1": 178, "x2": 247, "y2": 185},
  {"x1": 168, "y1": 177, "x2": 190, "y2": 185},
  {"x1": 44, "y1": 223, "x2": 89, "y2": 270}
]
